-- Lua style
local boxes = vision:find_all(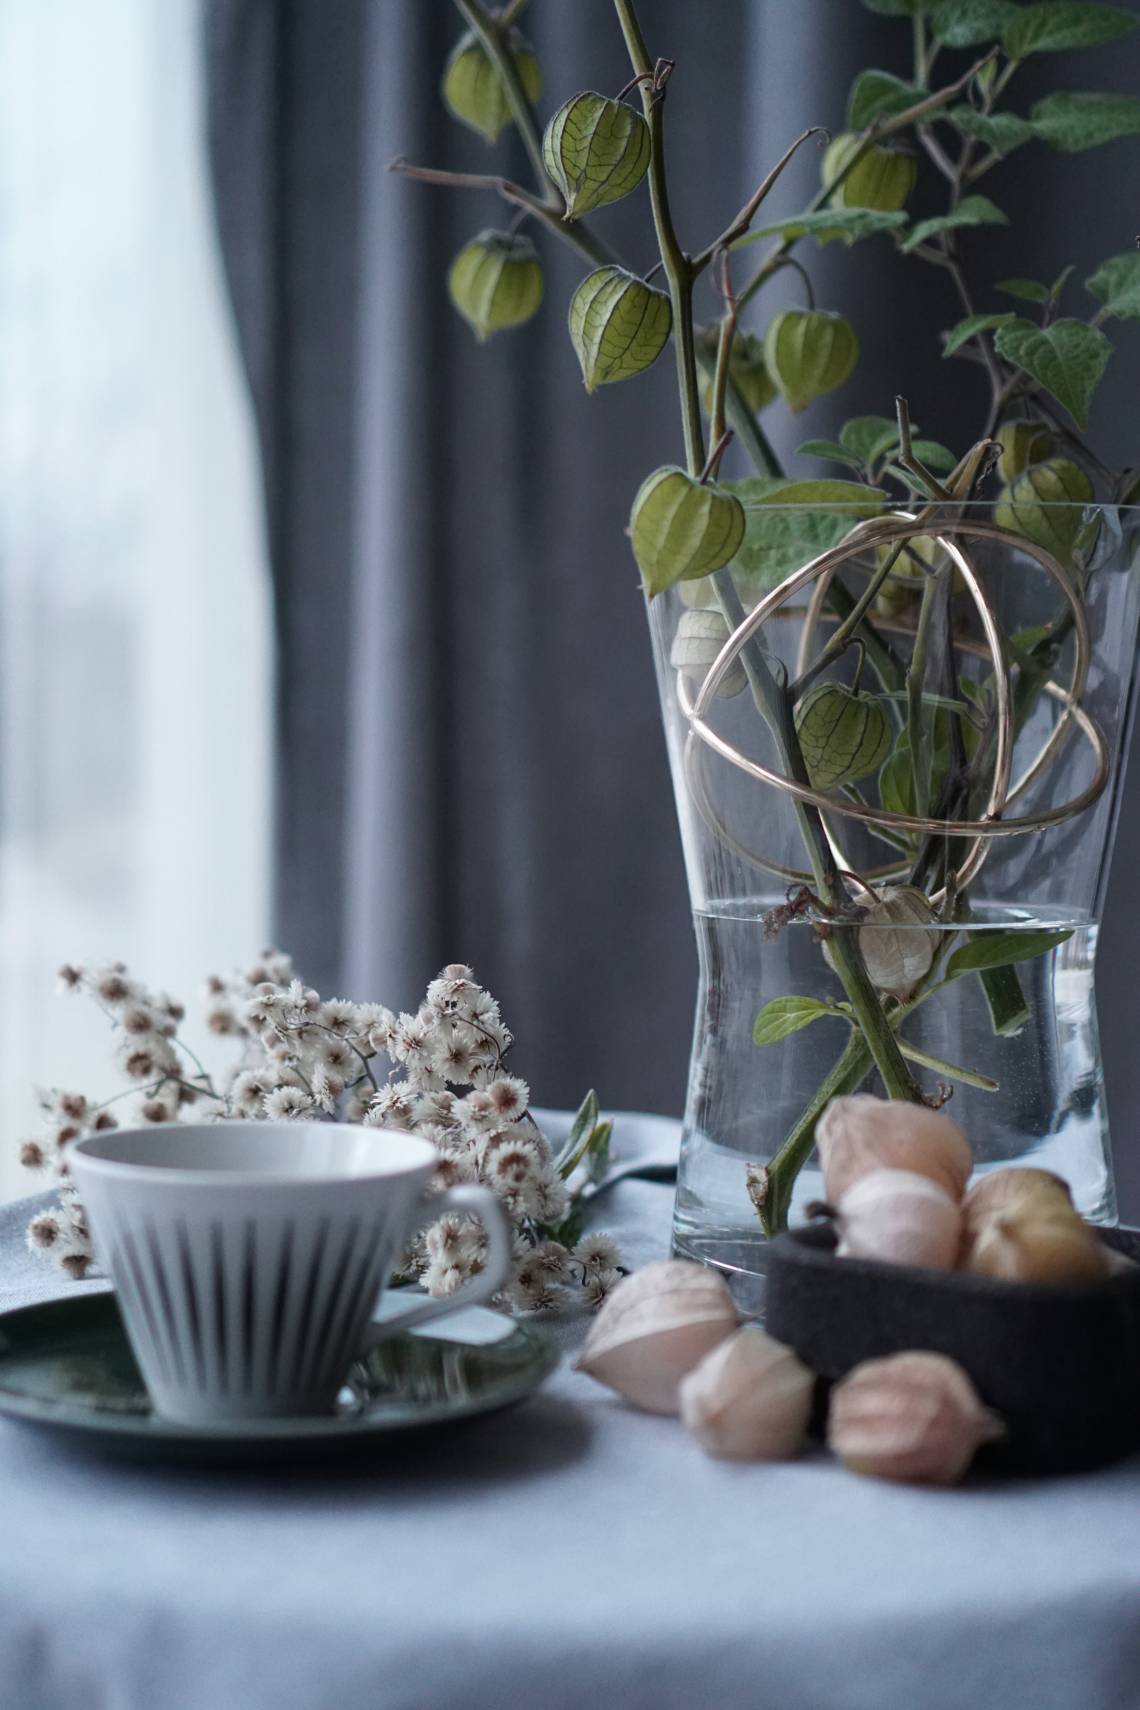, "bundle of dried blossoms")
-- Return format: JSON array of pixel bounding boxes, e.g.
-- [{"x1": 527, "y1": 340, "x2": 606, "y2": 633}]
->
[{"x1": 21, "y1": 953, "x2": 621, "y2": 1311}]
